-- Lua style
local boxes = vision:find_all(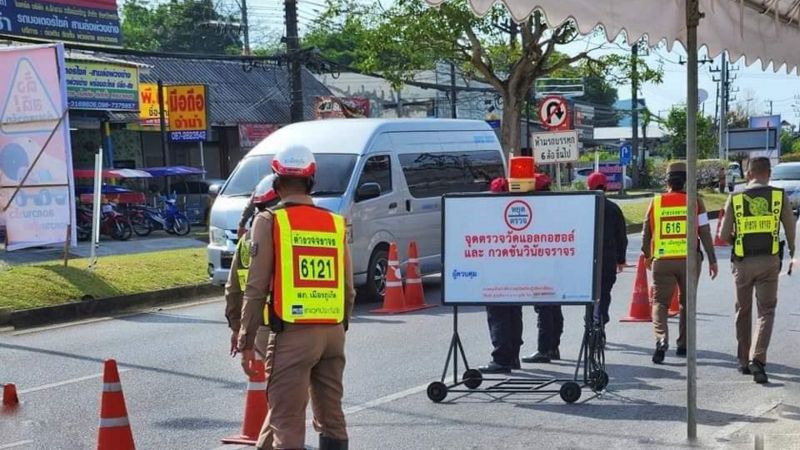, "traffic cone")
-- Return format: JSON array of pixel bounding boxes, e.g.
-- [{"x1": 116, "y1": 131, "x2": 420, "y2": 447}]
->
[
  {"x1": 371, "y1": 243, "x2": 410, "y2": 313},
  {"x1": 3, "y1": 383, "x2": 18, "y2": 407},
  {"x1": 620, "y1": 255, "x2": 652, "y2": 322},
  {"x1": 97, "y1": 359, "x2": 135, "y2": 450},
  {"x1": 221, "y1": 356, "x2": 268, "y2": 445},
  {"x1": 403, "y1": 241, "x2": 436, "y2": 312},
  {"x1": 668, "y1": 285, "x2": 681, "y2": 318},
  {"x1": 714, "y1": 209, "x2": 729, "y2": 247}
]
